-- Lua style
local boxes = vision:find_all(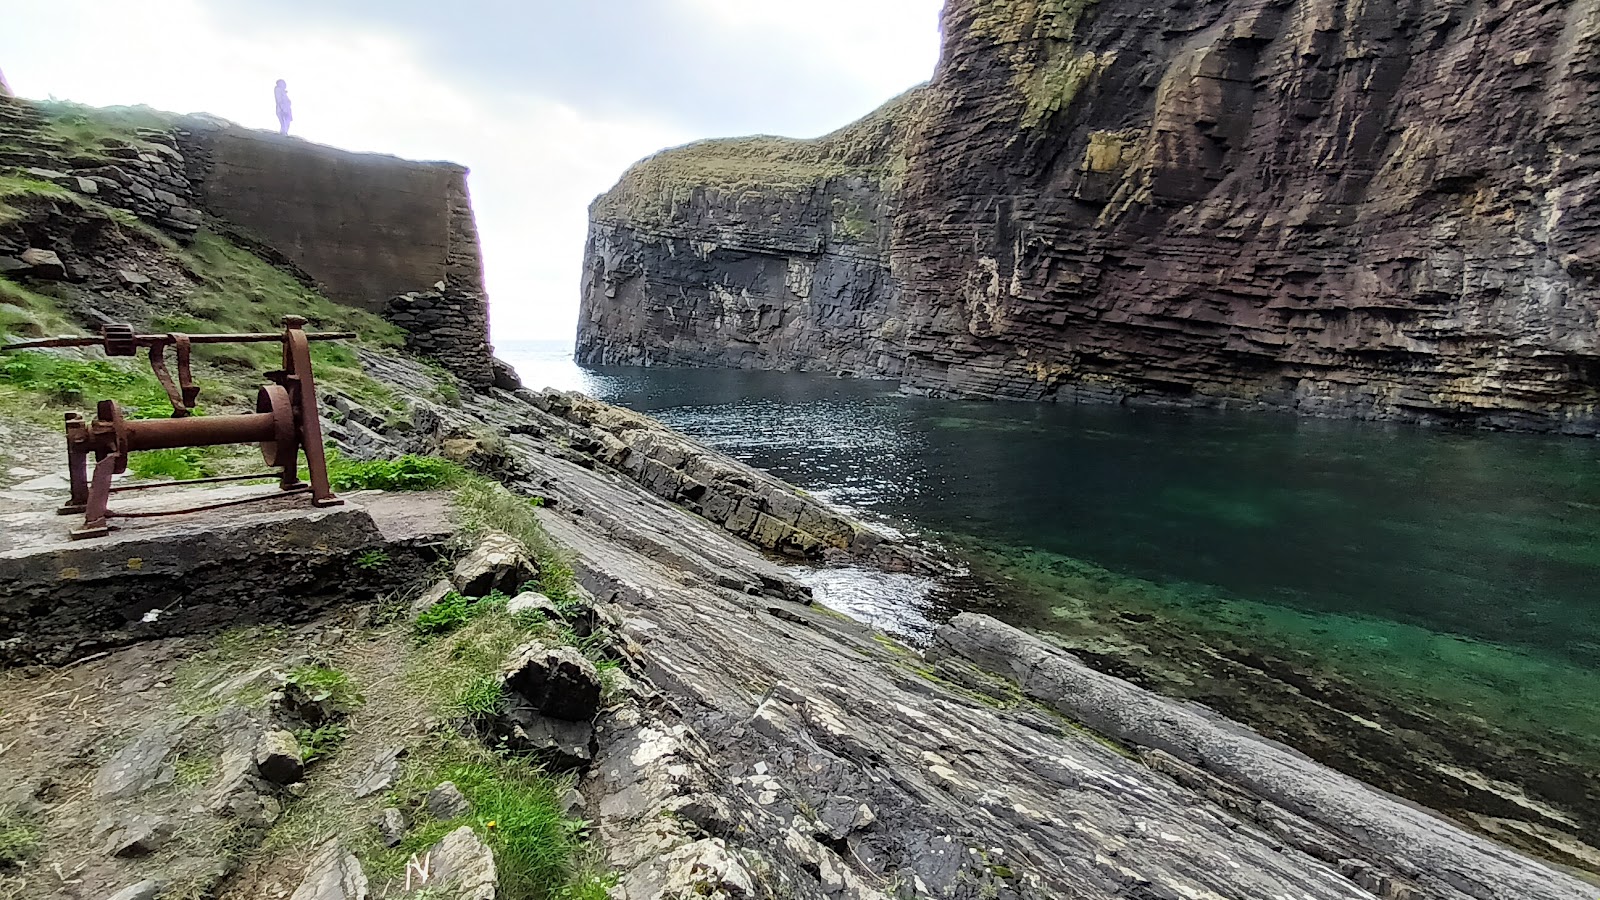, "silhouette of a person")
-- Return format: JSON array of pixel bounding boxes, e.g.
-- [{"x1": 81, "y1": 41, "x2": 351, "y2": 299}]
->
[{"x1": 274, "y1": 79, "x2": 292, "y2": 135}]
